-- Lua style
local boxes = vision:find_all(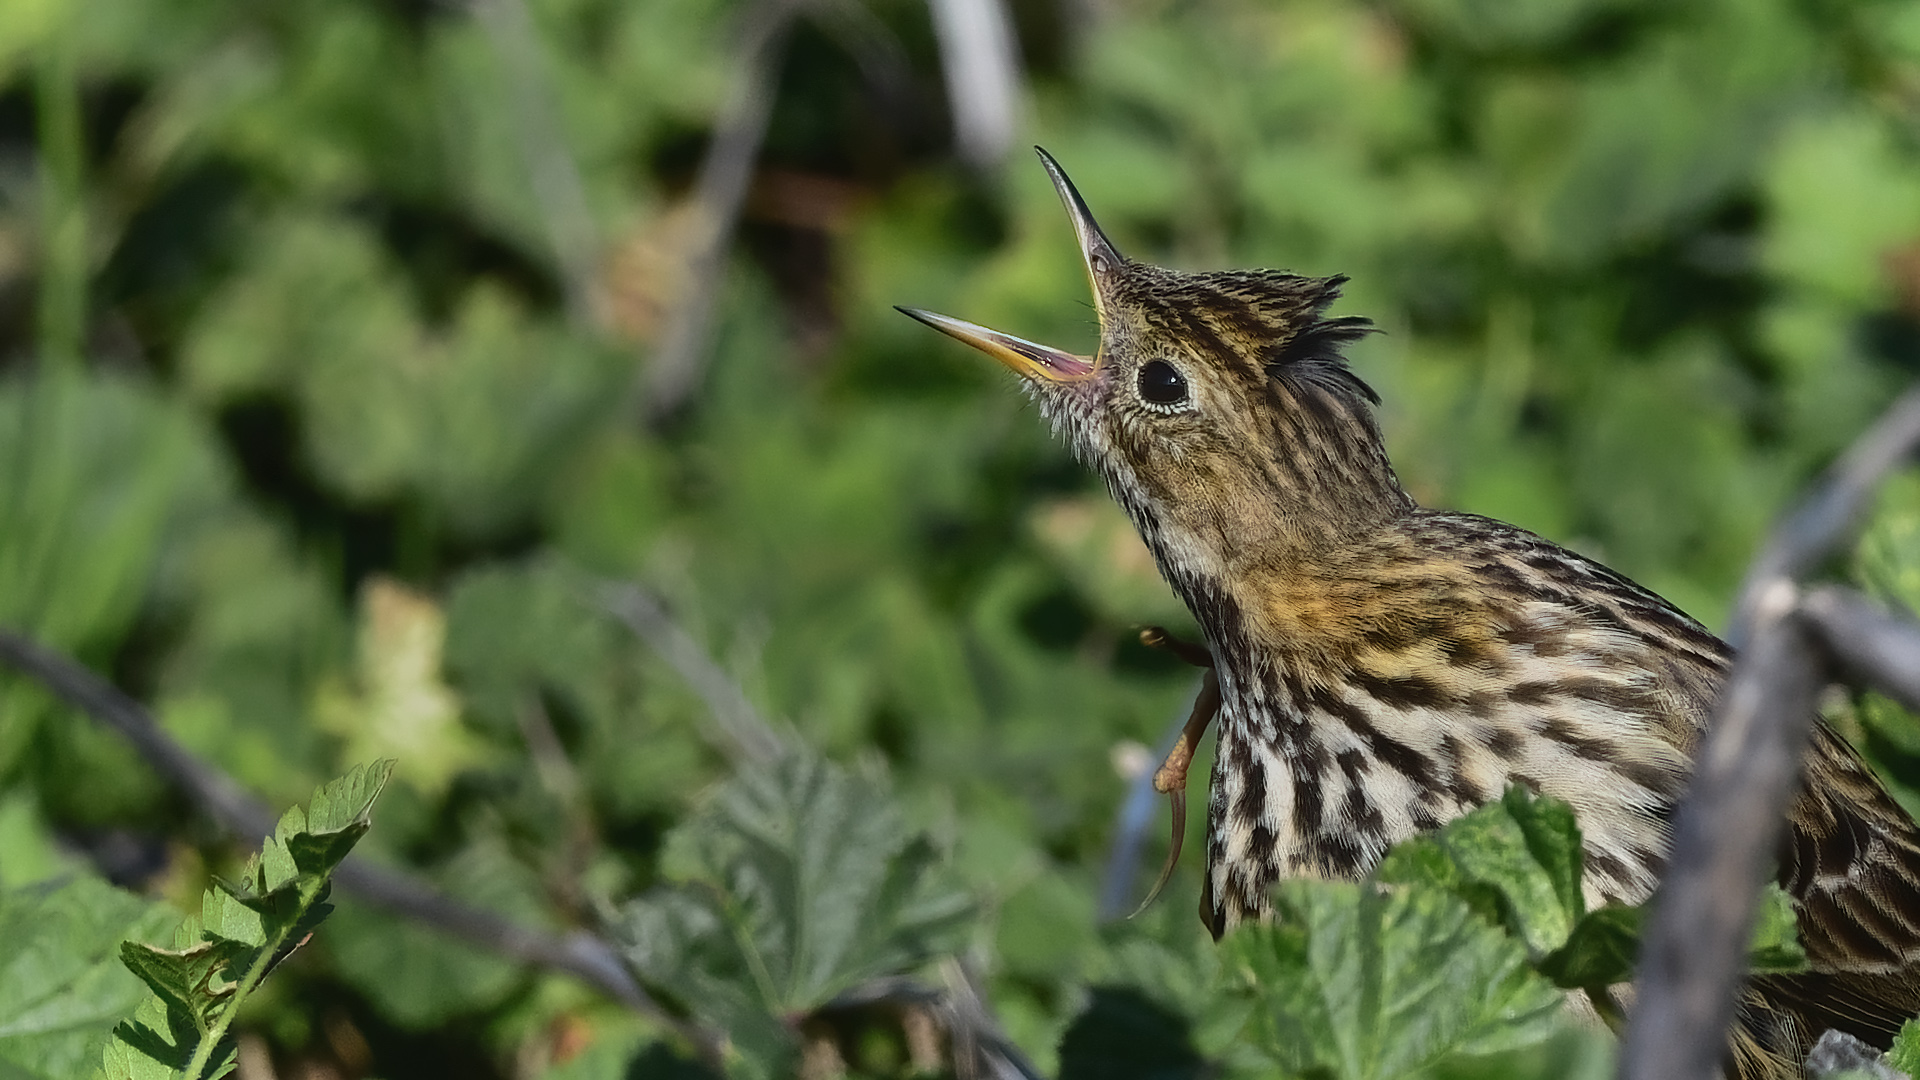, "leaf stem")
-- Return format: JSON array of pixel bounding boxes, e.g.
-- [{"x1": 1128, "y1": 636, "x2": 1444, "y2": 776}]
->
[{"x1": 181, "y1": 875, "x2": 330, "y2": 1079}]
